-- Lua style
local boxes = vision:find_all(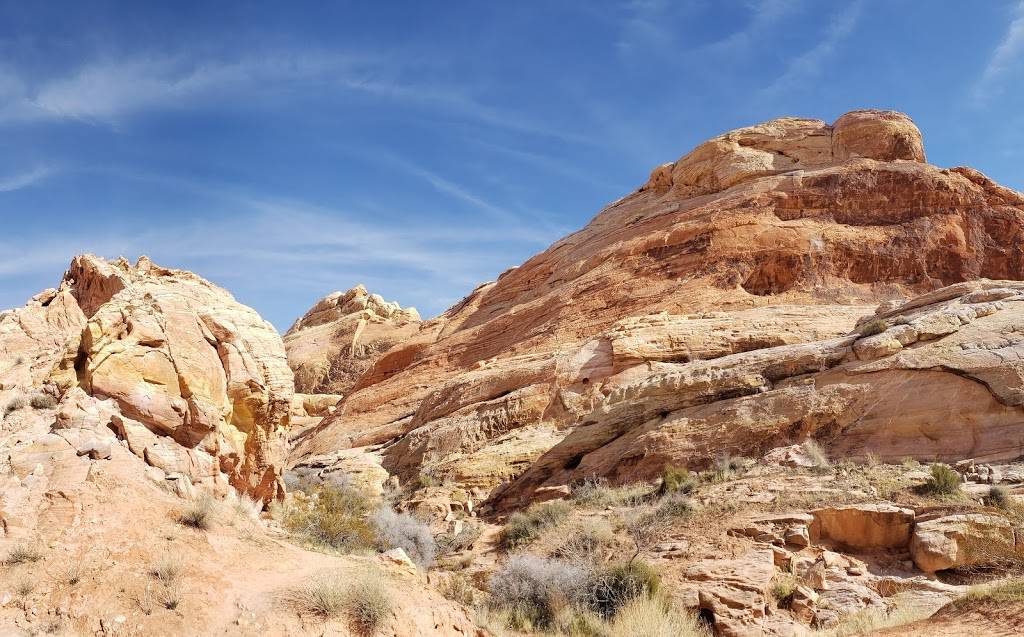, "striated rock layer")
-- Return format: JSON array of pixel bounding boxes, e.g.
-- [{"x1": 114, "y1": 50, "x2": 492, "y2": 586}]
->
[
  {"x1": 1, "y1": 254, "x2": 293, "y2": 501},
  {"x1": 291, "y1": 109, "x2": 1024, "y2": 510}
]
